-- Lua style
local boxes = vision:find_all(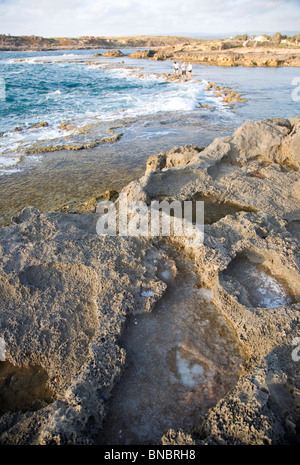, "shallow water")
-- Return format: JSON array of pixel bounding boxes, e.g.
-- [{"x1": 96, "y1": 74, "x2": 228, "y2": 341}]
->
[
  {"x1": 286, "y1": 220, "x2": 300, "y2": 243},
  {"x1": 0, "y1": 361, "x2": 54, "y2": 412},
  {"x1": 194, "y1": 194, "x2": 257, "y2": 225},
  {"x1": 1, "y1": 50, "x2": 300, "y2": 224},
  {"x1": 99, "y1": 248, "x2": 243, "y2": 445},
  {"x1": 221, "y1": 253, "x2": 296, "y2": 308},
  {"x1": 0, "y1": 115, "x2": 227, "y2": 227}
]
